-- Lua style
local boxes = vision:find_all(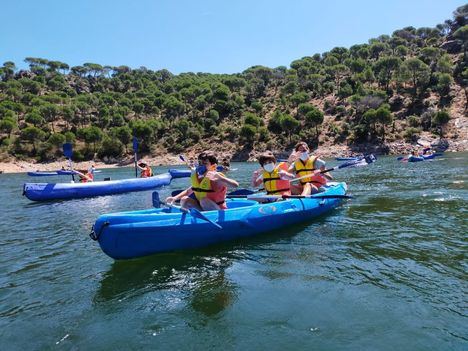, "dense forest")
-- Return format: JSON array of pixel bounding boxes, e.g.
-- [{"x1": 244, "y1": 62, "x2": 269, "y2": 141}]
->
[{"x1": 0, "y1": 5, "x2": 467, "y2": 162}]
